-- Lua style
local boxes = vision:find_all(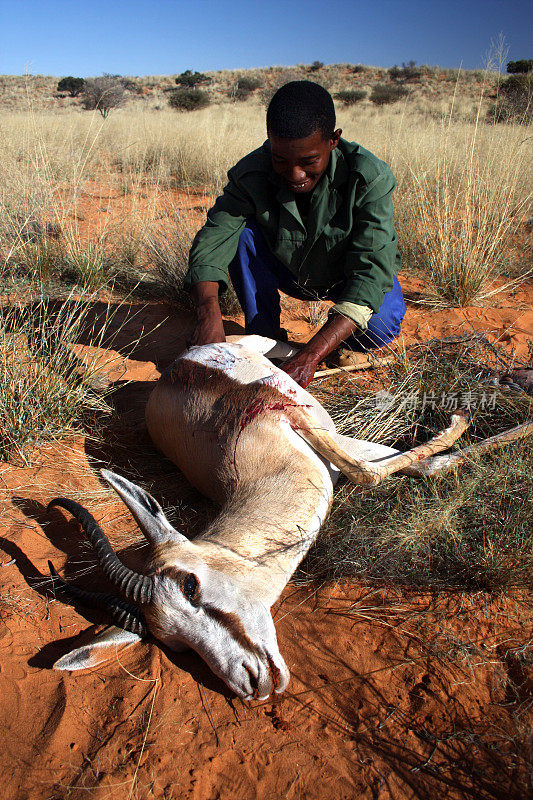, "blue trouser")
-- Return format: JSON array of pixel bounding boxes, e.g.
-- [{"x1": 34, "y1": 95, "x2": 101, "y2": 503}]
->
[{"x1": 228, "y1": 220, "x2": 406, "y2": 351}]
